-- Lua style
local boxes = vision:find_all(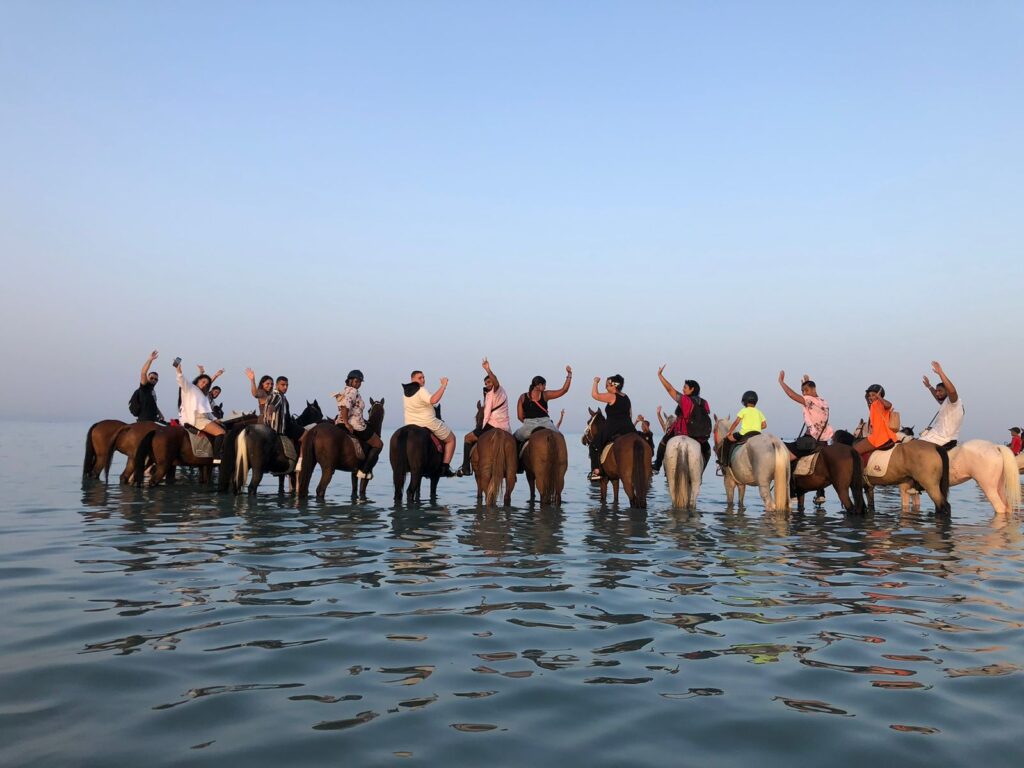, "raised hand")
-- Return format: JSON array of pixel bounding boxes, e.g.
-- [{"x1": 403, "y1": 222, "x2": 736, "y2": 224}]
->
[
  {"x1": 802, "y1": 374, "x2": 810, "y2": 383},
  {"x1": 778, "y1": 370, "x2": 785, "y2": 383},
  {"x1": 245, "y1": 368, "x2": 255, "y2": 381},
  {"x1": 215, "y1": 368, "x2": 225, "y2": 377},
  {"x1": 482, "y1": 358, "x2": 490, "y2": 371},
  {"x1": 656, "y1": 405, "x2": 662, "y2": 414},
  {"x1": 440, "y1": 377, "x2": 449, "y2": 387},
  {"x1": 931, "y1": 361, "x2": 943, "y2": 375},
  {"x1": 922, "y1": 375, "x2": 932, "y2": 389},
  {"x1": 658, "y1": 364, "x2": 666, "y2": 376},
  {"x1": 149, "y1": 350, "x2": 159, "y2": 361},
  {"x1": 565, "y1": 365, "x2": 572, "y2": 375}
]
